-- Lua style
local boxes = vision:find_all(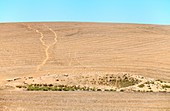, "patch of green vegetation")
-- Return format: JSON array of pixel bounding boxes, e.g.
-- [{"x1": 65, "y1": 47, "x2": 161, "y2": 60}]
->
[
  {"x1": 91, "y1": 87, "x2": 96, "y2": 91},
  {"x1": 138, "y1": 84, "x2": 145, "y2": 88},
  {"x1": 25, "y1": 84, "x2": 102, "y2": 91},
  {"x1": 27, "y1": 85, "x2": 46, "y2": 91},
  {"x1": 162, "y1": 85, "x2": 170, "y2": 89},
  {"x1": 119, "y1": 79, "x2": 139, "y2": 87}
]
